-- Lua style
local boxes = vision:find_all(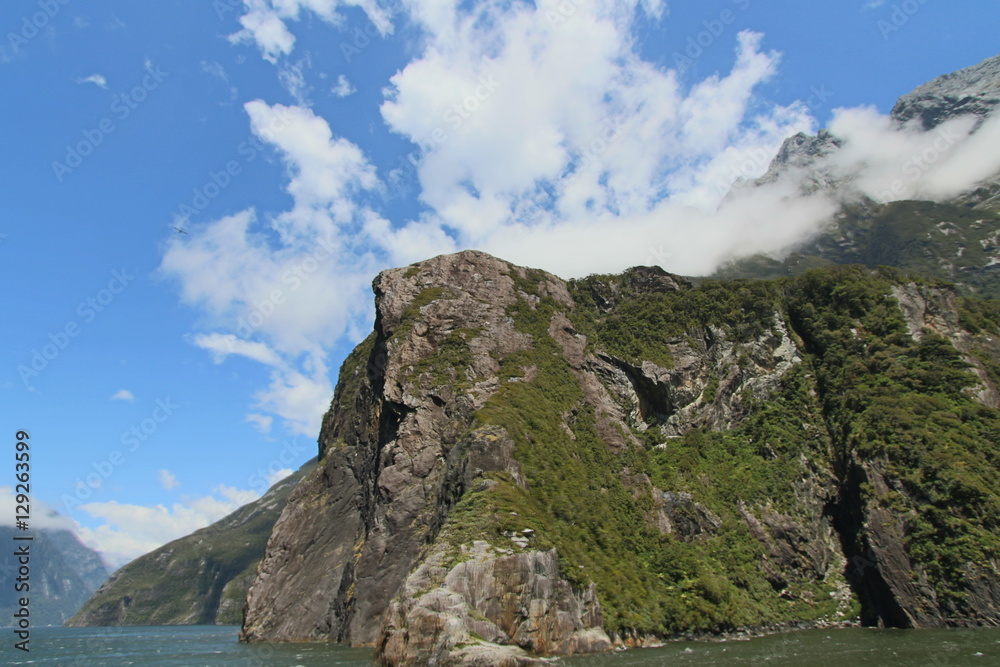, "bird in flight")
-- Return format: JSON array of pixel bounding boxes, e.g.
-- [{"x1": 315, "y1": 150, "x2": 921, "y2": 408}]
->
[{"x1": 173, "y1": 226, "x2": 188, "y2": 235}]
